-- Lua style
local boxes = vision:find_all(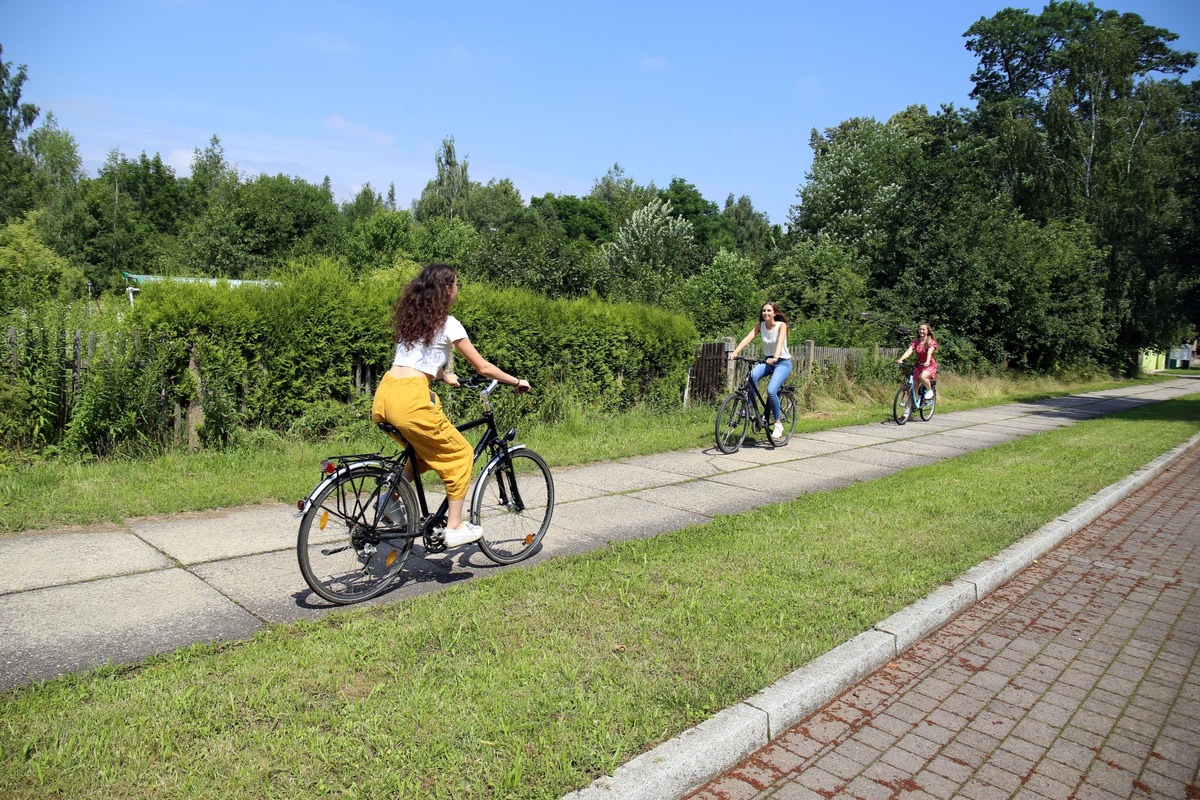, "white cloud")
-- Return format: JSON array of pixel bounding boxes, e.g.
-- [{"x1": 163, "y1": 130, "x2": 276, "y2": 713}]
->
[
  {"x1": 166, "y1": 148, "x2": 194, "y2": 175},
  {"x1": 325, "y1": 115, "x2": 394, "y2": 148},
  {"x1": 306, "y1": 33, "x2": 355, "y2": 54}
]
